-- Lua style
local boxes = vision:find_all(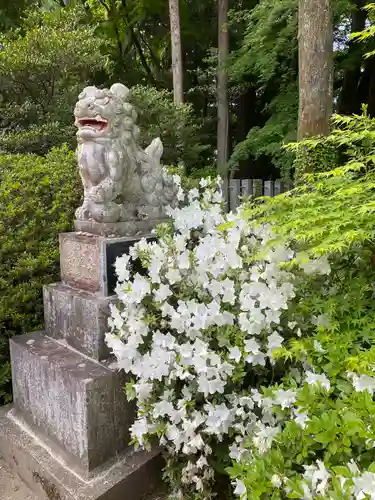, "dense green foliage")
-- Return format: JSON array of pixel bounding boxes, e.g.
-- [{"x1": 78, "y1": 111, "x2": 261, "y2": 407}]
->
[
  {"x1": 227, "y1": 0, "x2": 375, "y2": 176},
  {"x1": 0, "y1": 6, "x2": 107, "y2": 154},
  {"x1": 130, "y1": 85, "x2": 211, "y2": 169},
  {"x1": 245, "y1": 108, "x2": 375, "y2": 255},
  {"x1": 228, "y1": 0, "x2": 299, "y2": 174},
  {"x1": 0, "y1": 147, "x2": 81, "y2": 404},
  {"x1": 0, "y1": 5, "x2": 208, "y2": 169},
  {"x1": 229, "y1": 243, "x2": 375, "y2": 499},
  {"x1": 2, "y1": 0, "x2": 375, "y2": 176}
]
